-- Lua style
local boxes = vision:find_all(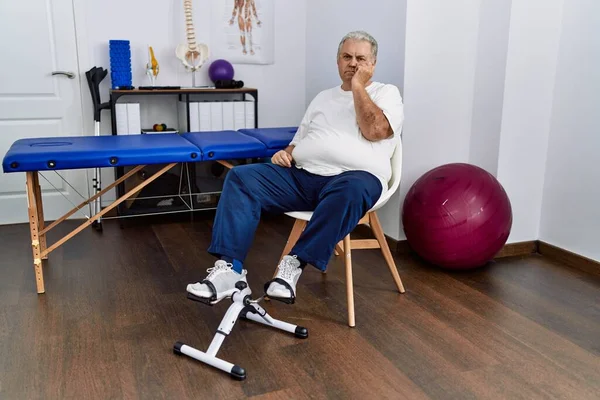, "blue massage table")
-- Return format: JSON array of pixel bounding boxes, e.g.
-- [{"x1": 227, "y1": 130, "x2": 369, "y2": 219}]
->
[{"x1": 2, "y1": 127, "x2": 297, "y2": 293}]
